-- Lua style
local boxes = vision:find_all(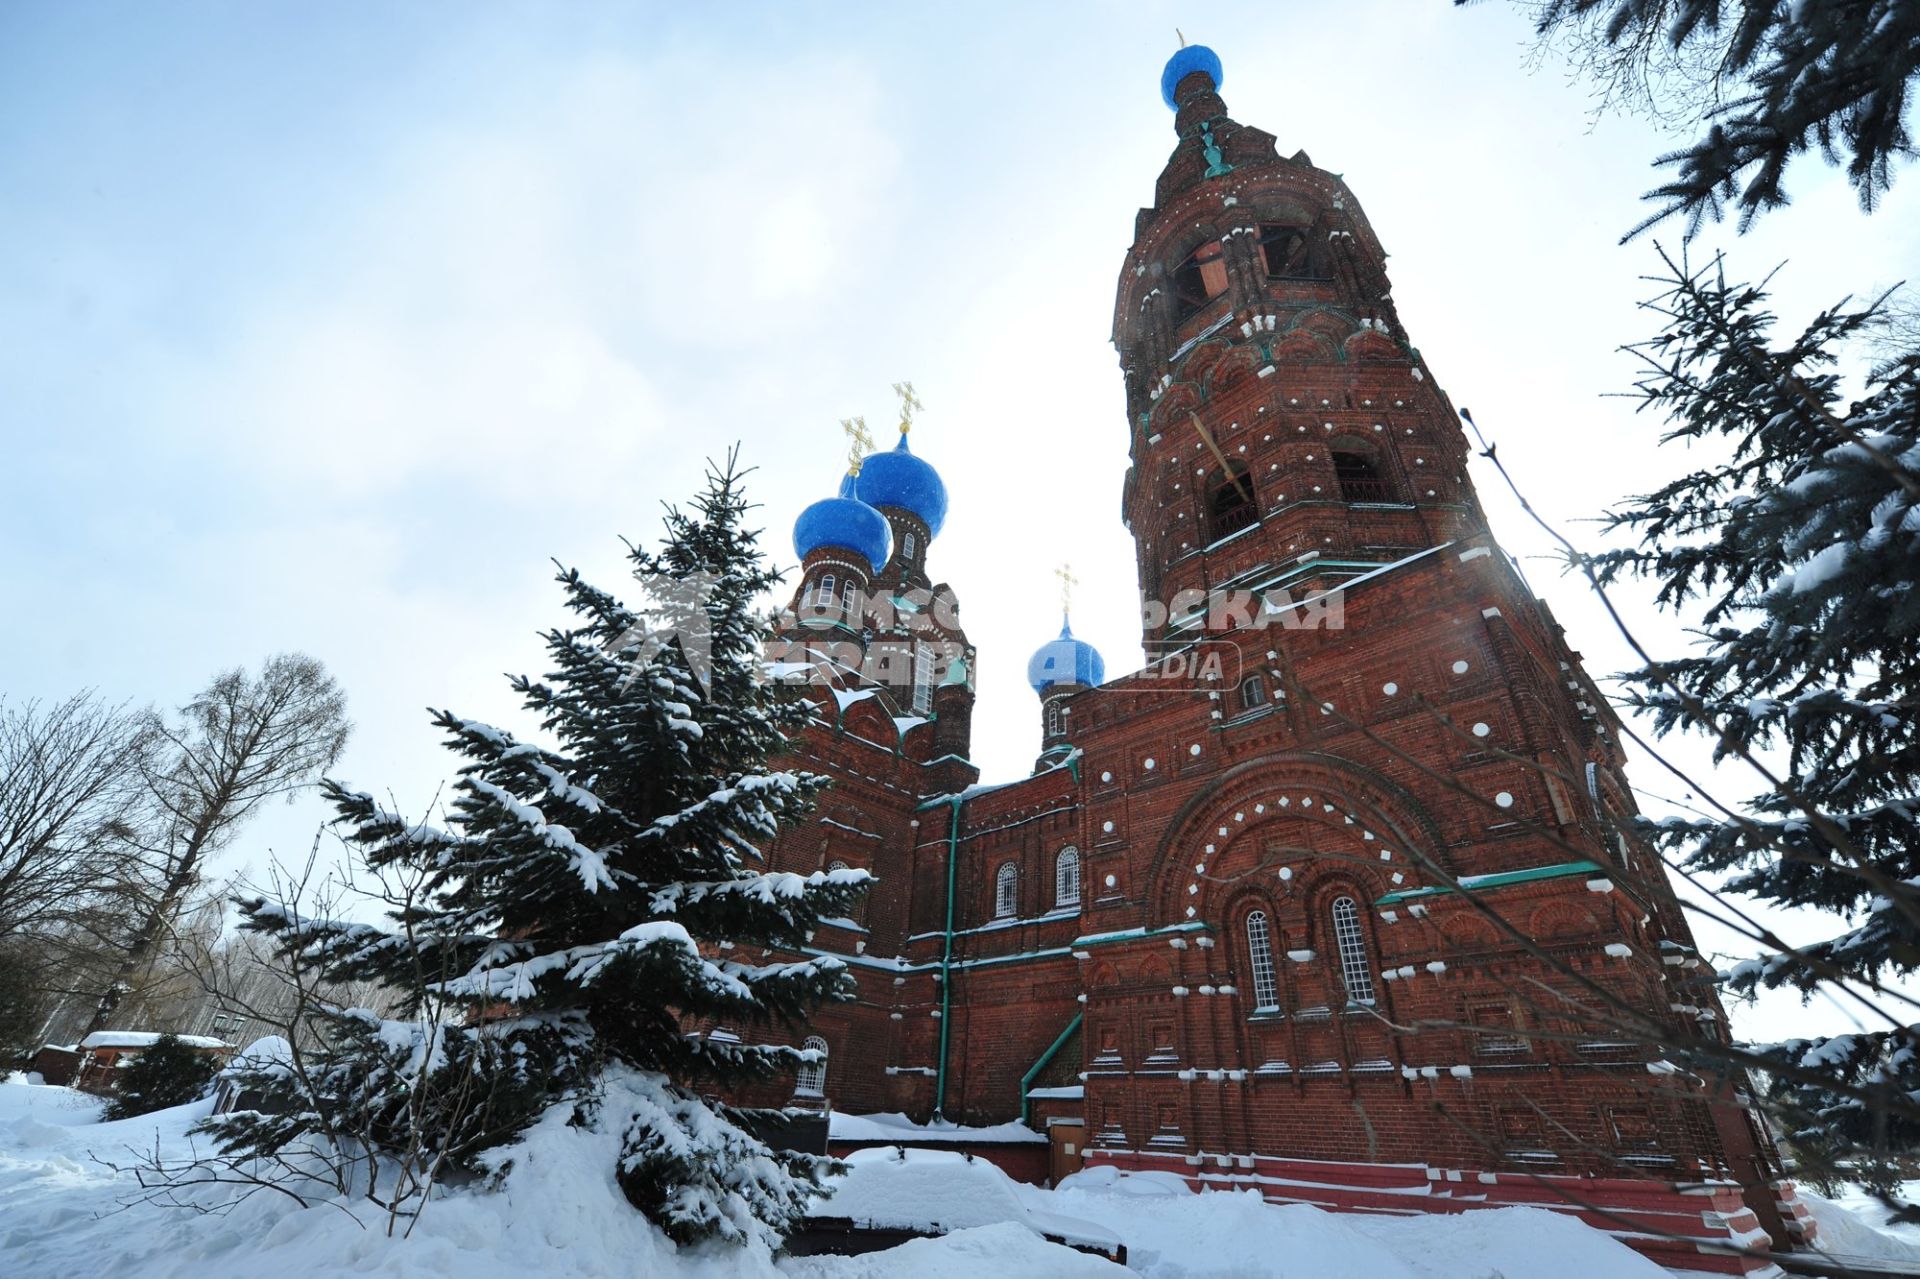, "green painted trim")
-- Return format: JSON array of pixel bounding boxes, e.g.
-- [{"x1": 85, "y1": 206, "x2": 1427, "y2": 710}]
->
[
  {"x1": 932, "y1": 795, "x2": 962, "y2": 1120},
  {"x1": 1376, "y1": 860, "x2": 1605, "y2": 905},
  {"x1": 1071, "y1": 921, "x2": 1212, "y2": 950},
  {"x1": 1020, "y1": 1012, "x2": 1083, "y2": 1124}
]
